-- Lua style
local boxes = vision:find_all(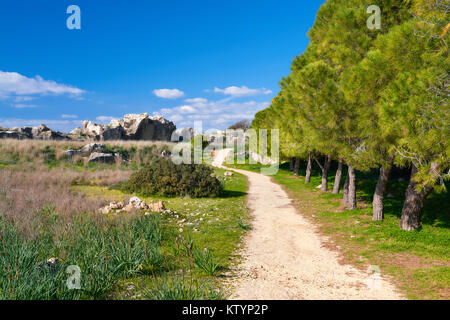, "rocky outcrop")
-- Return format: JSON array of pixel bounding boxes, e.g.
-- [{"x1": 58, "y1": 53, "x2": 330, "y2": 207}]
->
[
  {"x1": 71, "y1": 113, "x2": 176, "y2": 141},
  {"x1": 1, "y1": 113, "x2": 176, "y2": 141},
  {"x1": 0, "y1": 124, "x2": 70, "y2": 140}
]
